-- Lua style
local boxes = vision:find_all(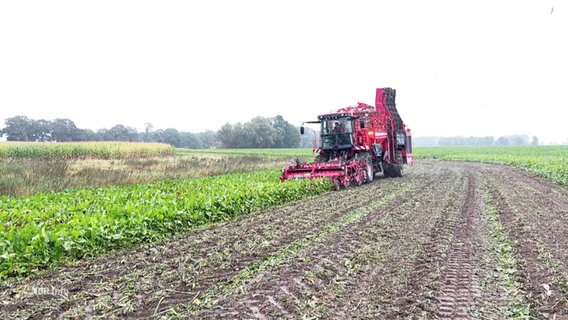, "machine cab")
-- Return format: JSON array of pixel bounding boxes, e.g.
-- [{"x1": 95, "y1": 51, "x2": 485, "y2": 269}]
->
[{"x1": 319, "y1": 116, "x2": 354, "y2": 150}]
